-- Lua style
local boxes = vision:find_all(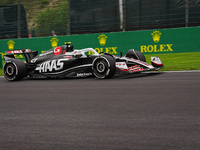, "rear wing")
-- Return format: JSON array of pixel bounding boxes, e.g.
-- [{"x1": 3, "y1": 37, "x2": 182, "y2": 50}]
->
[
  {"x1": 4, "y1": 49, "x2": 38, "y2": 63},
  {"x1": 6, "y1": 49, "x2": 32, "y2": 54}
]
